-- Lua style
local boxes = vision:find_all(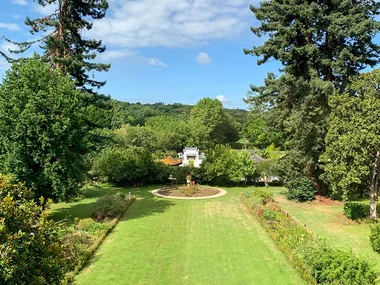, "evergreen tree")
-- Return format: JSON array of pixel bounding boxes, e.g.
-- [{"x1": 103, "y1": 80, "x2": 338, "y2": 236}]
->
[
  {"x1": 1, "y1": 0, "x2": 110, "y2": 93},
  {"x1": 244, "y1": 0, "x2": 380, "y2": 192}
]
